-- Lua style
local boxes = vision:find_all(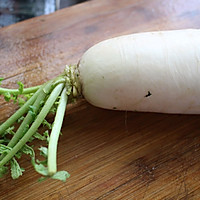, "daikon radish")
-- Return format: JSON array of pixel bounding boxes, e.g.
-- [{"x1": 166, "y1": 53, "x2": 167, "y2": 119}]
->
[
  {"x1": 0, "y1": 29, "x2": 200, "y2": 181},
  {"x1": 79, "y1": 29, "x2": 200, "y2": 114}
]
